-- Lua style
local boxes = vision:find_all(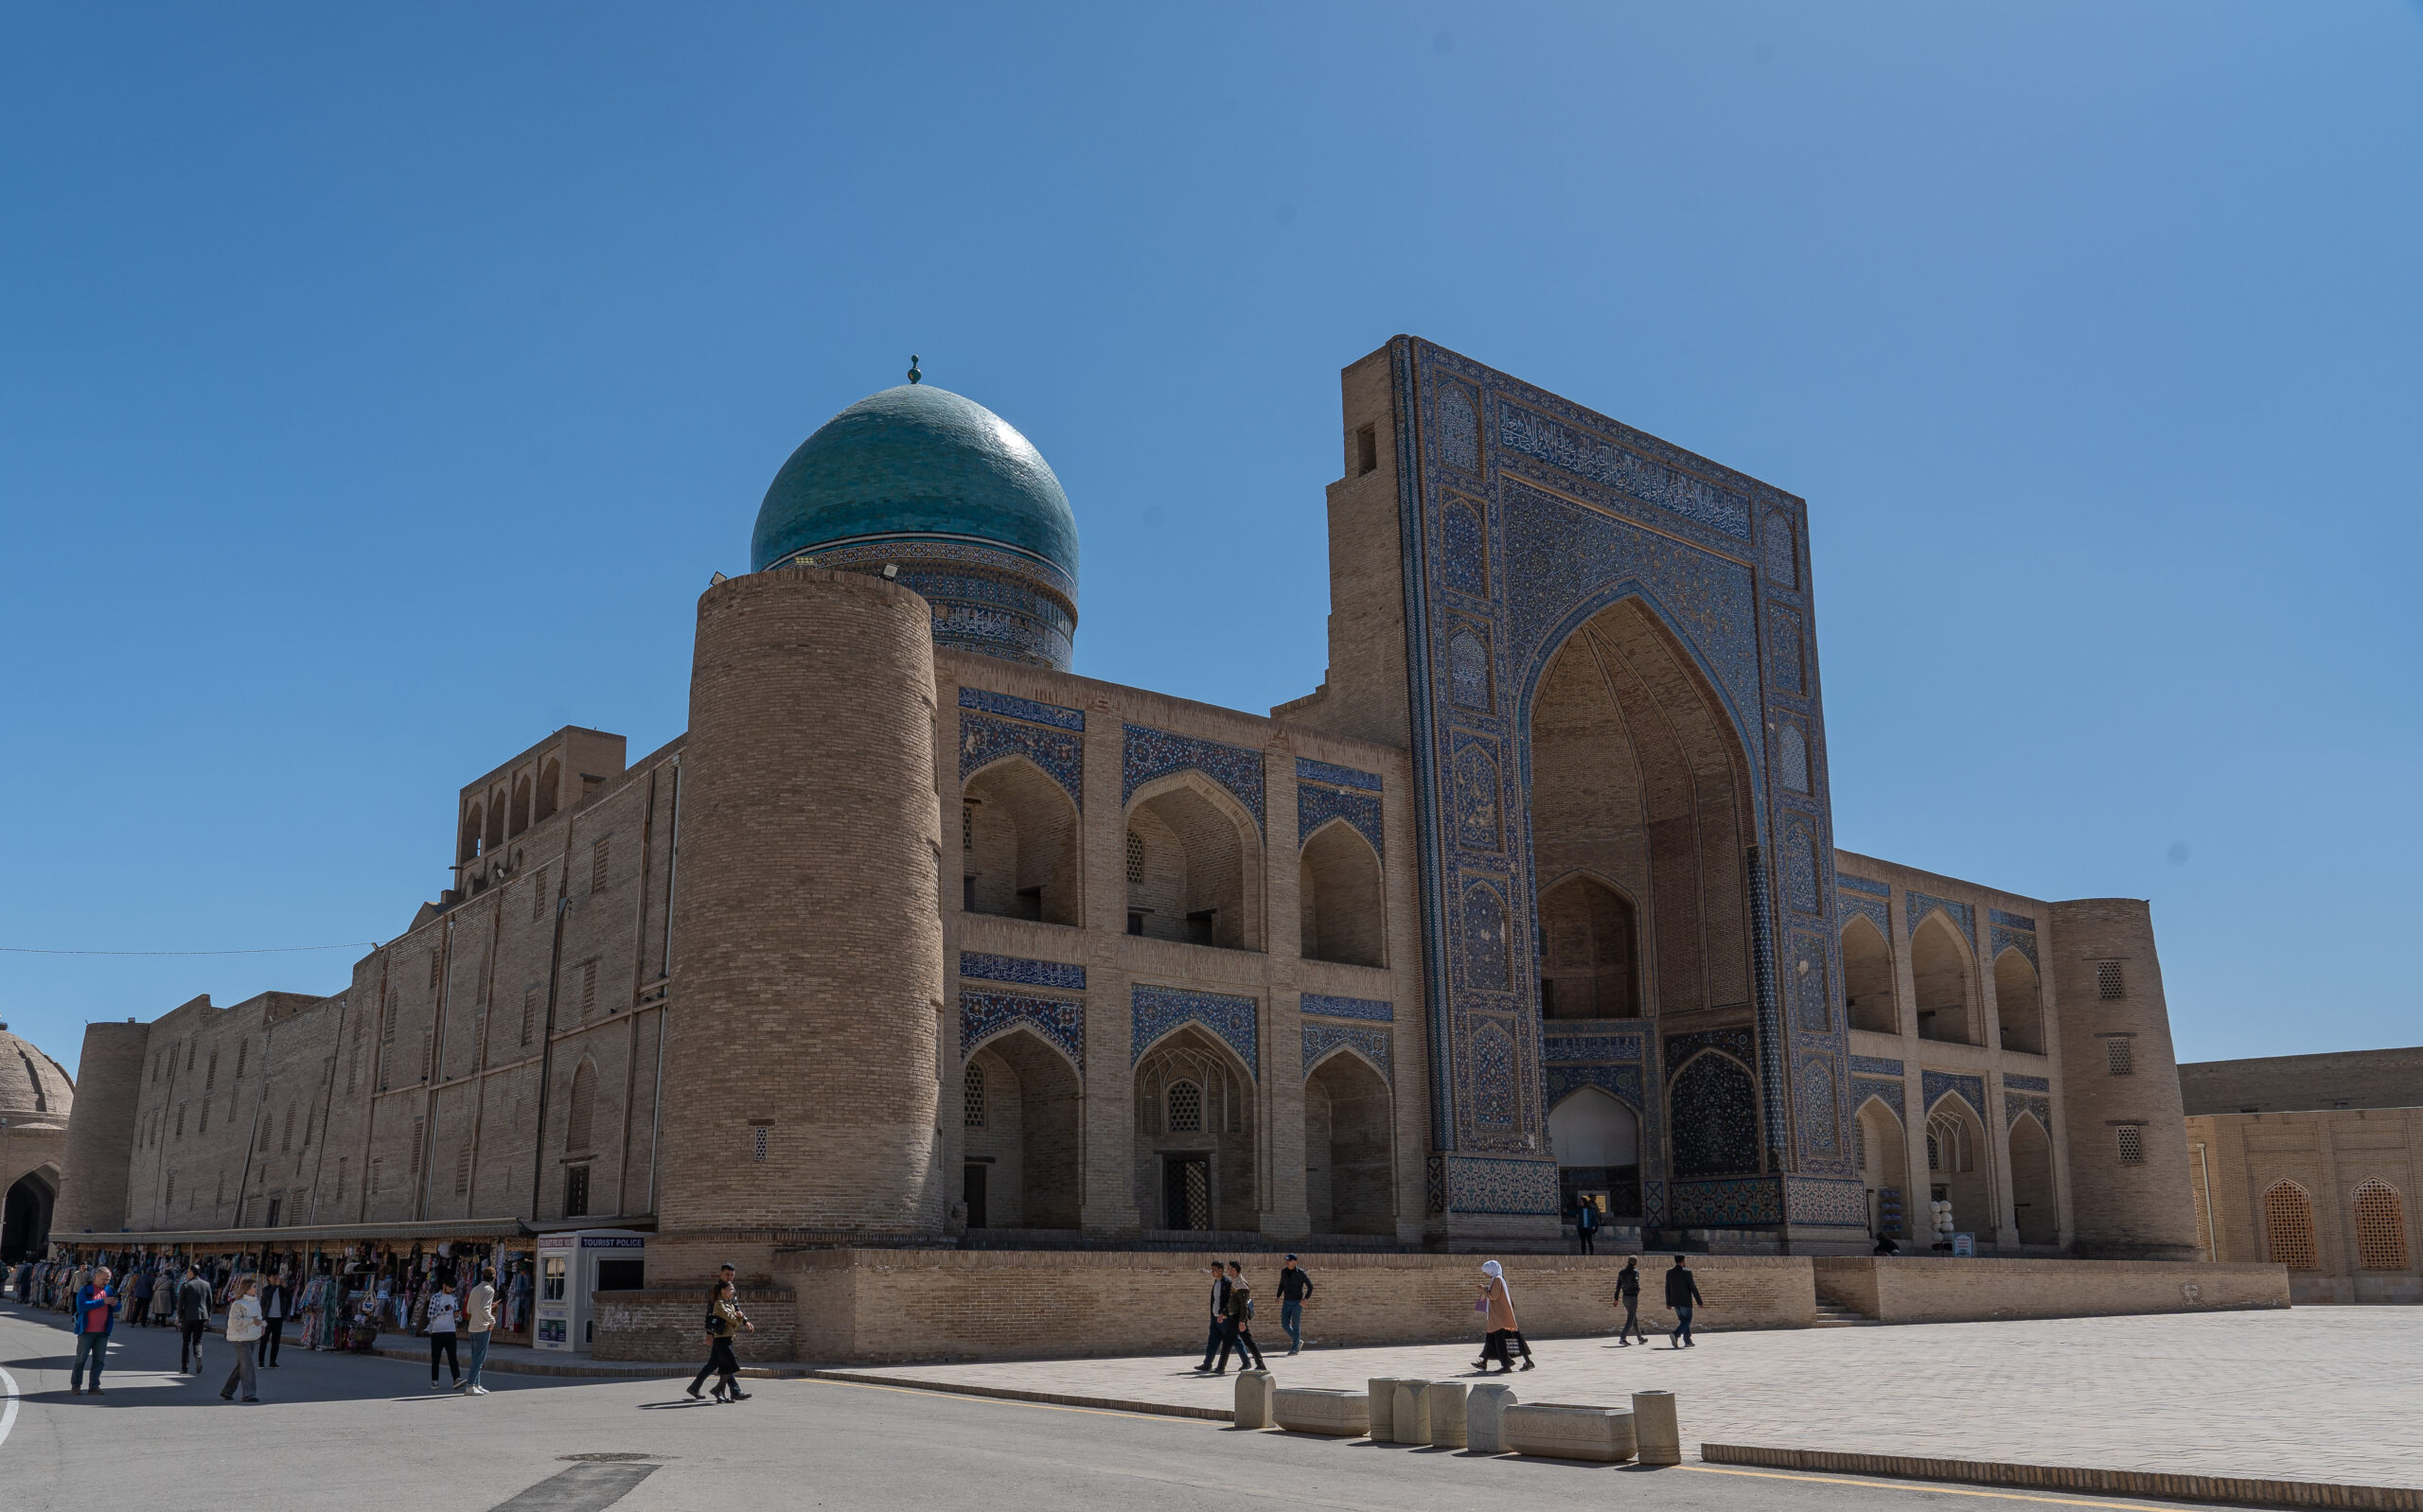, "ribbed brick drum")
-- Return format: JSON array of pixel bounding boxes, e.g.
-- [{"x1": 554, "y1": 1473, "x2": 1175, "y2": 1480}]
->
[{"x1": 662, "y1": 567, "x2": 943, "y2": 1241}]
